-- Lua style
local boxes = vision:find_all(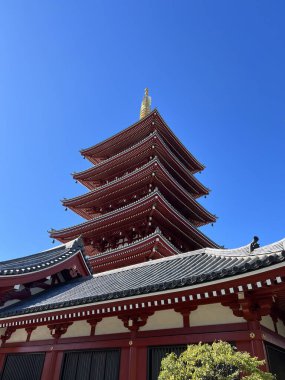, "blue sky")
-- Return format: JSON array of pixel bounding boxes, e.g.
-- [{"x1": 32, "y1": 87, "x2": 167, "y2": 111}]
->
[{"x1": 0, "y1": 1, "x2": 284, "y2": 259}]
